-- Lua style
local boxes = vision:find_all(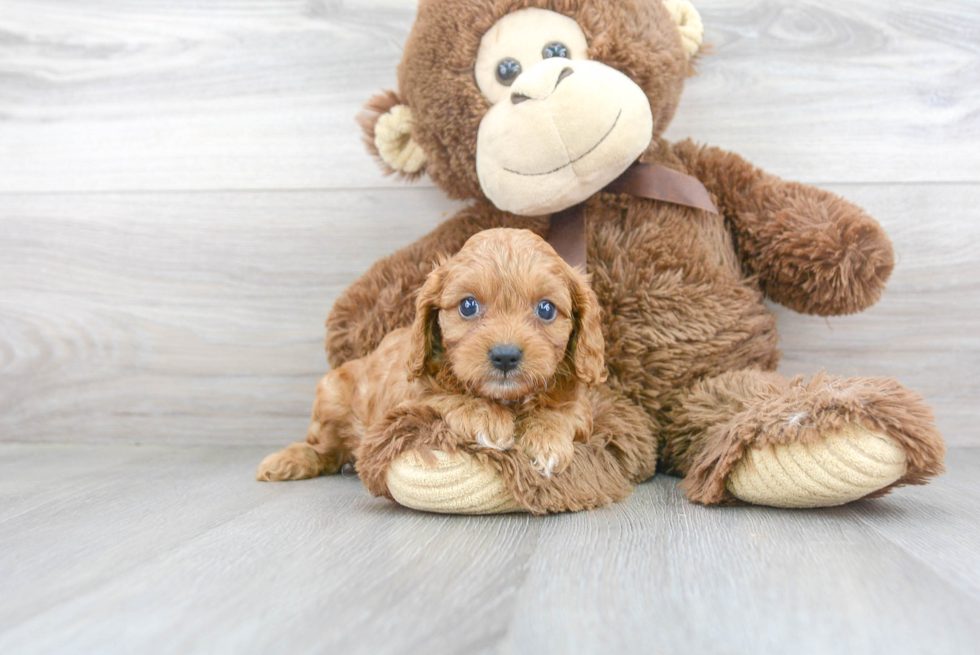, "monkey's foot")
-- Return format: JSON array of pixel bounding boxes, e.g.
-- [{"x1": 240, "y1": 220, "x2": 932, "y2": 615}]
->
[{"x1": 726, "y1": 424, "x2": 907, "y2": 508}]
